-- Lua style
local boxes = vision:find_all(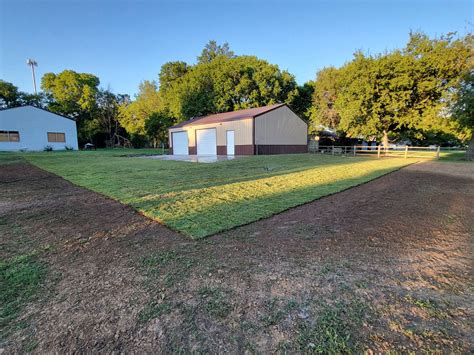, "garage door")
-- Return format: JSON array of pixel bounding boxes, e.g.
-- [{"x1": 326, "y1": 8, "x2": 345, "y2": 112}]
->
[
  {"x1": 172, "y1": 131, "x2": 188, "y2": 155},
  {"x1": 196, "y1": 128, "x2": 217, "y2": 155}
]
